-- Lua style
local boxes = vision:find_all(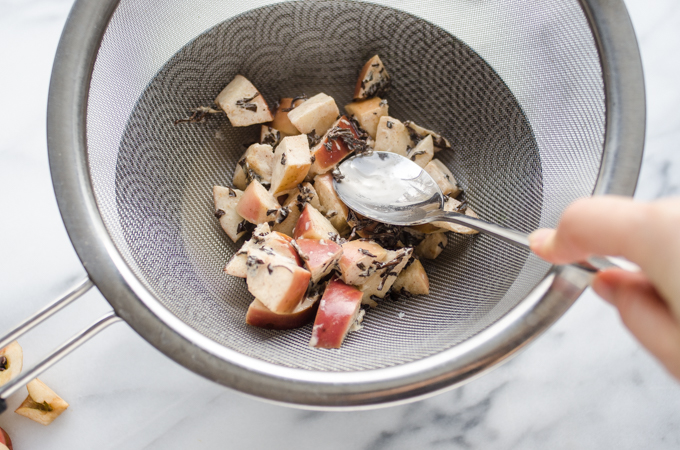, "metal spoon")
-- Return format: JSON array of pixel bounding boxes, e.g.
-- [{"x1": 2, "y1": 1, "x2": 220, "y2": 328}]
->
[{"x1": 333, "y1": 151, "x2": 634, "y2": 272}]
